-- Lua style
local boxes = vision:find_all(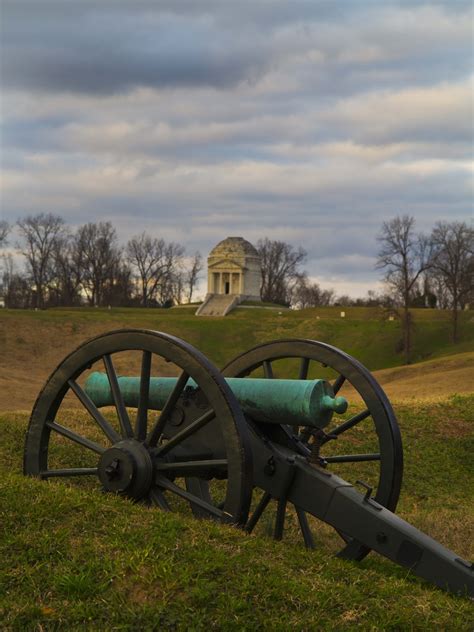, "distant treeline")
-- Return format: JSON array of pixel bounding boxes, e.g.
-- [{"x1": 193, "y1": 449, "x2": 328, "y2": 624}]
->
[
  {"x1": 258, "y1": 219, "x2": 472, "y2": 322},
  {"x1": 0, "y1": 215, "x2": 202, "y2": 309},
  {"x1": 0, "y1": 214, "x2": 472, "y2": 355},
  {"x1": 285, "y1": 216, "x2": 472, "y2": 360}
]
